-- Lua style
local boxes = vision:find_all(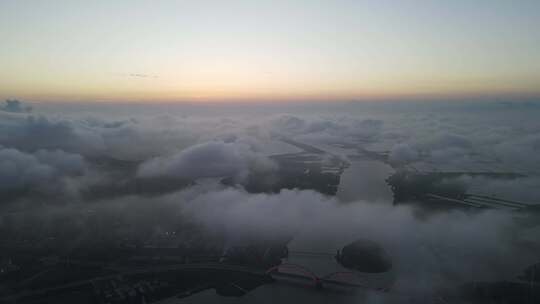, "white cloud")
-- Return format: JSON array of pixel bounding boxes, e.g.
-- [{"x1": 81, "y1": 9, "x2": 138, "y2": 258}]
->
[
  {"x1": 177, "y1": 186, "x2": 538, "y2": 294},
  {"x1": 137, "y1": 141, "x2": 276, "y2": 181}
]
